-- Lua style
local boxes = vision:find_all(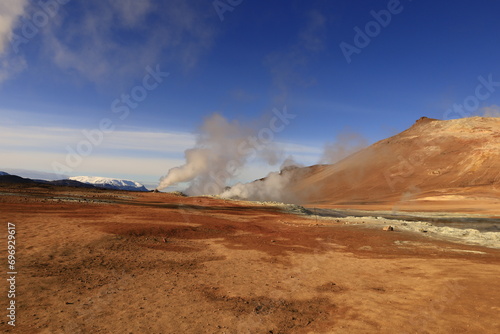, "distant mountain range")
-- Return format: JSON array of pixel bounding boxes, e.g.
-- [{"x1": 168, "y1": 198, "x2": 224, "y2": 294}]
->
[{"x1": 0, "y1": 172, "x2": 148, "y2": 192}]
